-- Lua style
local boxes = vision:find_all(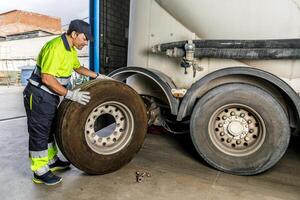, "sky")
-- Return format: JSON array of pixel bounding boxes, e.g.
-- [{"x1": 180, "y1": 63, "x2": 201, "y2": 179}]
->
[{"x1": 0, "y1": 0, "x2": 89, "y2": 27}]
